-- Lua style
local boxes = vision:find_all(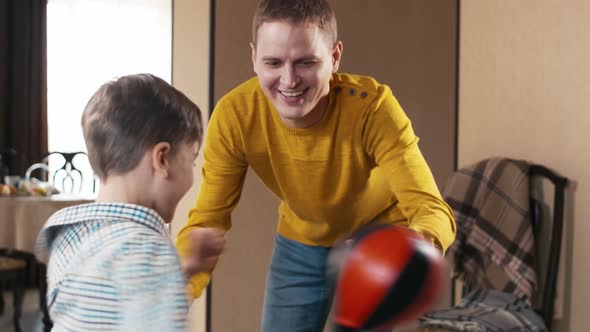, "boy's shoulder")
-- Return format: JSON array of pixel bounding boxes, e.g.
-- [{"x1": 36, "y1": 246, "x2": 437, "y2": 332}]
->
[
  {"x1": 43, "y1": 202, "x2": 167, "y2": 233},
  {"x1": 36, "y1": 203, "x2": 171, "y2": 262}
]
